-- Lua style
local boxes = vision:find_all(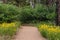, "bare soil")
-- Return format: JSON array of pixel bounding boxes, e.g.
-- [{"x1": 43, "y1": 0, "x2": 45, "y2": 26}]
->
[{"x1": 14, "y1": 26, "x2": 46, "y2": 40}]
